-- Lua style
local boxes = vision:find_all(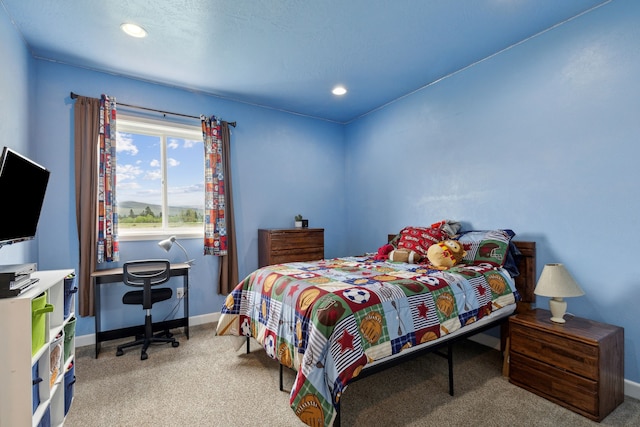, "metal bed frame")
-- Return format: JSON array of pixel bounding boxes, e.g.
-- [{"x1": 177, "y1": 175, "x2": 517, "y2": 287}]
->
[{"x1": 245, "y1": 240, "x2": 536, "y2": 426}]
